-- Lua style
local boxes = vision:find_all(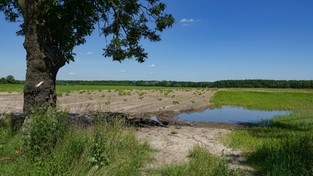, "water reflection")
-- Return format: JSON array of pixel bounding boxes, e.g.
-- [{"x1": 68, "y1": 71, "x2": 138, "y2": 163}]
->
[{"x1": 175, "y1": 106, "x2": 290, "y2": 124}]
